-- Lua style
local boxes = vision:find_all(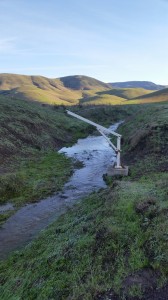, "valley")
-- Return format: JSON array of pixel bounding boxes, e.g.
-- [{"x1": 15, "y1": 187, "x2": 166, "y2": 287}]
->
[
  {"x1": 0, "y1": 74, "x2": 168, "y2": 299},
  {"x1": 1, "y1": 74, "x2": 168, "y2": 106}
]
